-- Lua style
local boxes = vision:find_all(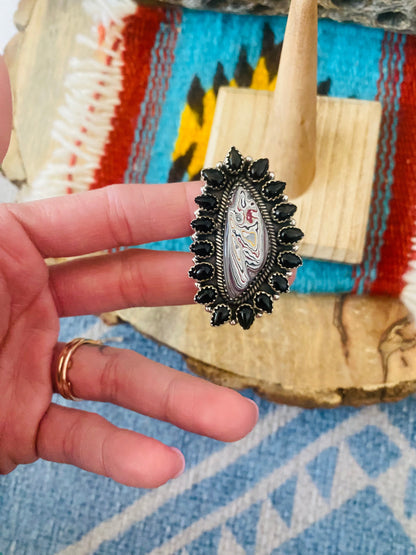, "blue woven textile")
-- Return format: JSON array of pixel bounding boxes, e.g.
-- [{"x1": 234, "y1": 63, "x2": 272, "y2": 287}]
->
[
  {"x1": 123, "y1": 11, "x2": 405, "y2": 297},
  {"x1": 1, "y1": 315, "x2": 416, "y2": 554}
]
